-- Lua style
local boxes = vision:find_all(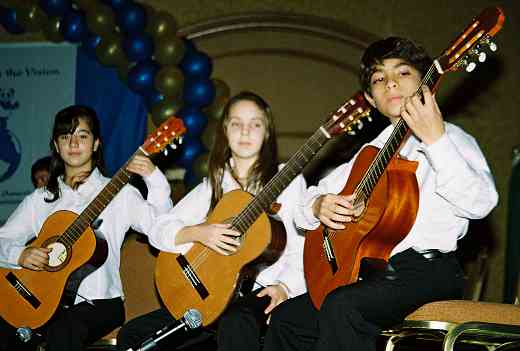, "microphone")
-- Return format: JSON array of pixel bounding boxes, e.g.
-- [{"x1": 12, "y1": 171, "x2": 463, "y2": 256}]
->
[
  {"x1": 16, "y1": 327, "x2": 33, "y2": 343},
  {"x1": 126, "y1": 309, "x2": 202, "y2": 351}
]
